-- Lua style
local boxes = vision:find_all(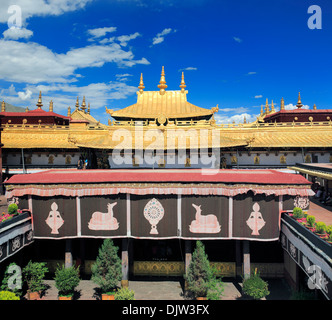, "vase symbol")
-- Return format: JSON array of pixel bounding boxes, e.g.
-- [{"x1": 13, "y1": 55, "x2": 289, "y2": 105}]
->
[
  {"x1": 246, "y1": 203, "x2": 266, "y2": 236},
  {"x1": 45, "y1": 202, "x2": 64, "y2": 234},
  {"x1": 143, "y1": 198, "x2": 164, "y2": 234}
]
